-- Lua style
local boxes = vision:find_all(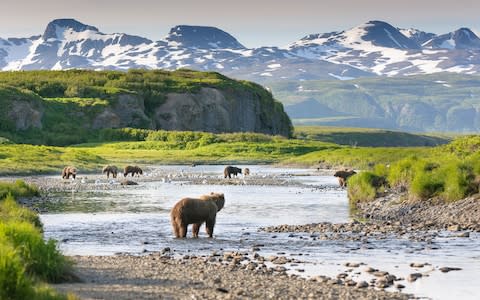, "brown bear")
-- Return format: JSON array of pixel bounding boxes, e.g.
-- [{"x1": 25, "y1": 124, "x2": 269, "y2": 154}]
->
[
  {"x1": 334, "y1": 169, "x2": 357, "y2": 187},
  {"x1": 224, "y1": 166, "x2": 242, "y2": 178},
  {"x1": 243, "y1": 168, "x2": 250, "y2": 176},
  {"x1": 124, "y1": 165, "x2": 143, "y2": 177},
  {"x1": 170, "y1": 192, "x2": 225, "y2": 238},
  {"x1": 102, "y1": 165, "x2": 118, "y2": 178},
  {"x1": 62, "y1": 166, "x2": 77, "y2": 179},
  {"x1": 121, "y1": 180, "x2": 138, "y2": 186}
]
